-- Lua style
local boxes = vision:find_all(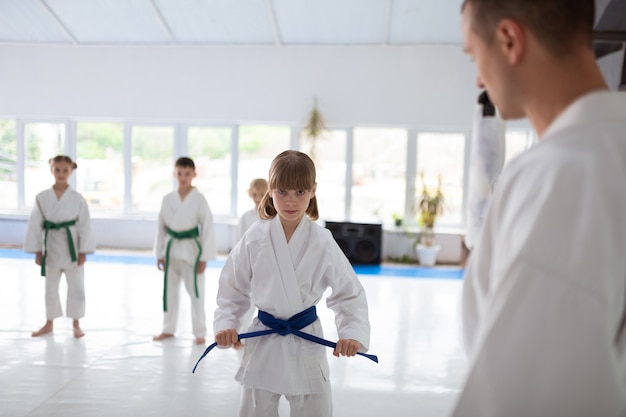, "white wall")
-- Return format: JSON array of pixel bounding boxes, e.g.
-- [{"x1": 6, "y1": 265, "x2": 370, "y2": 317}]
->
[
  {"x1": 1, "y1": 42, "x2": 623, "y2": 260},
  {"x1": 0, "y1": 43, "x2": 481, "y2": 259},
  {"x1": 0, "y1": 44, "x2": 479, "y2": 128}
]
